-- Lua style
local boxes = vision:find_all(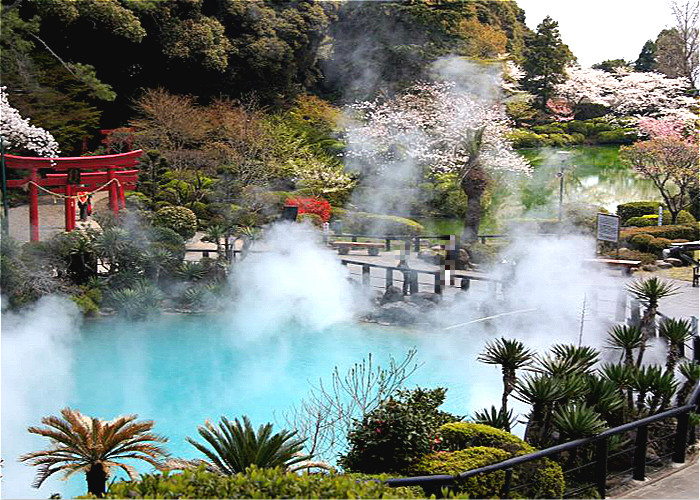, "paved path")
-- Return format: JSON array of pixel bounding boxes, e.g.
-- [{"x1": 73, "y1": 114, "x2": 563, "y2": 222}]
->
[{"x1": 614, "y1": 457, "x2": 699, "y2": 499}]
